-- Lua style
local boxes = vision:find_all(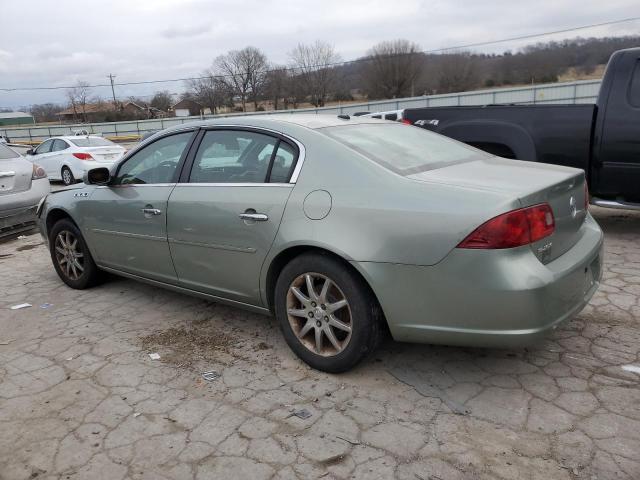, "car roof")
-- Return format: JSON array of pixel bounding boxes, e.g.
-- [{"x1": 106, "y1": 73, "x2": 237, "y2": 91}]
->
[{"x1": 167, "y1": 114, "x2": 389, "y2": 134}]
